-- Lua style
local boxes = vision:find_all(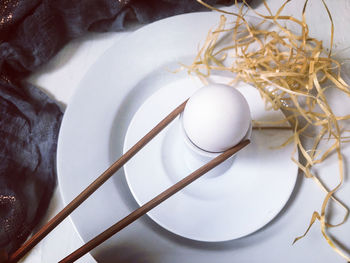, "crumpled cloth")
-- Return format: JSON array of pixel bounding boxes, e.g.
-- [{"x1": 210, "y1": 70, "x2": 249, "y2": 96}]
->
[{"x1": 0, "y1": 0, "x2": 236, "y2": 256}]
